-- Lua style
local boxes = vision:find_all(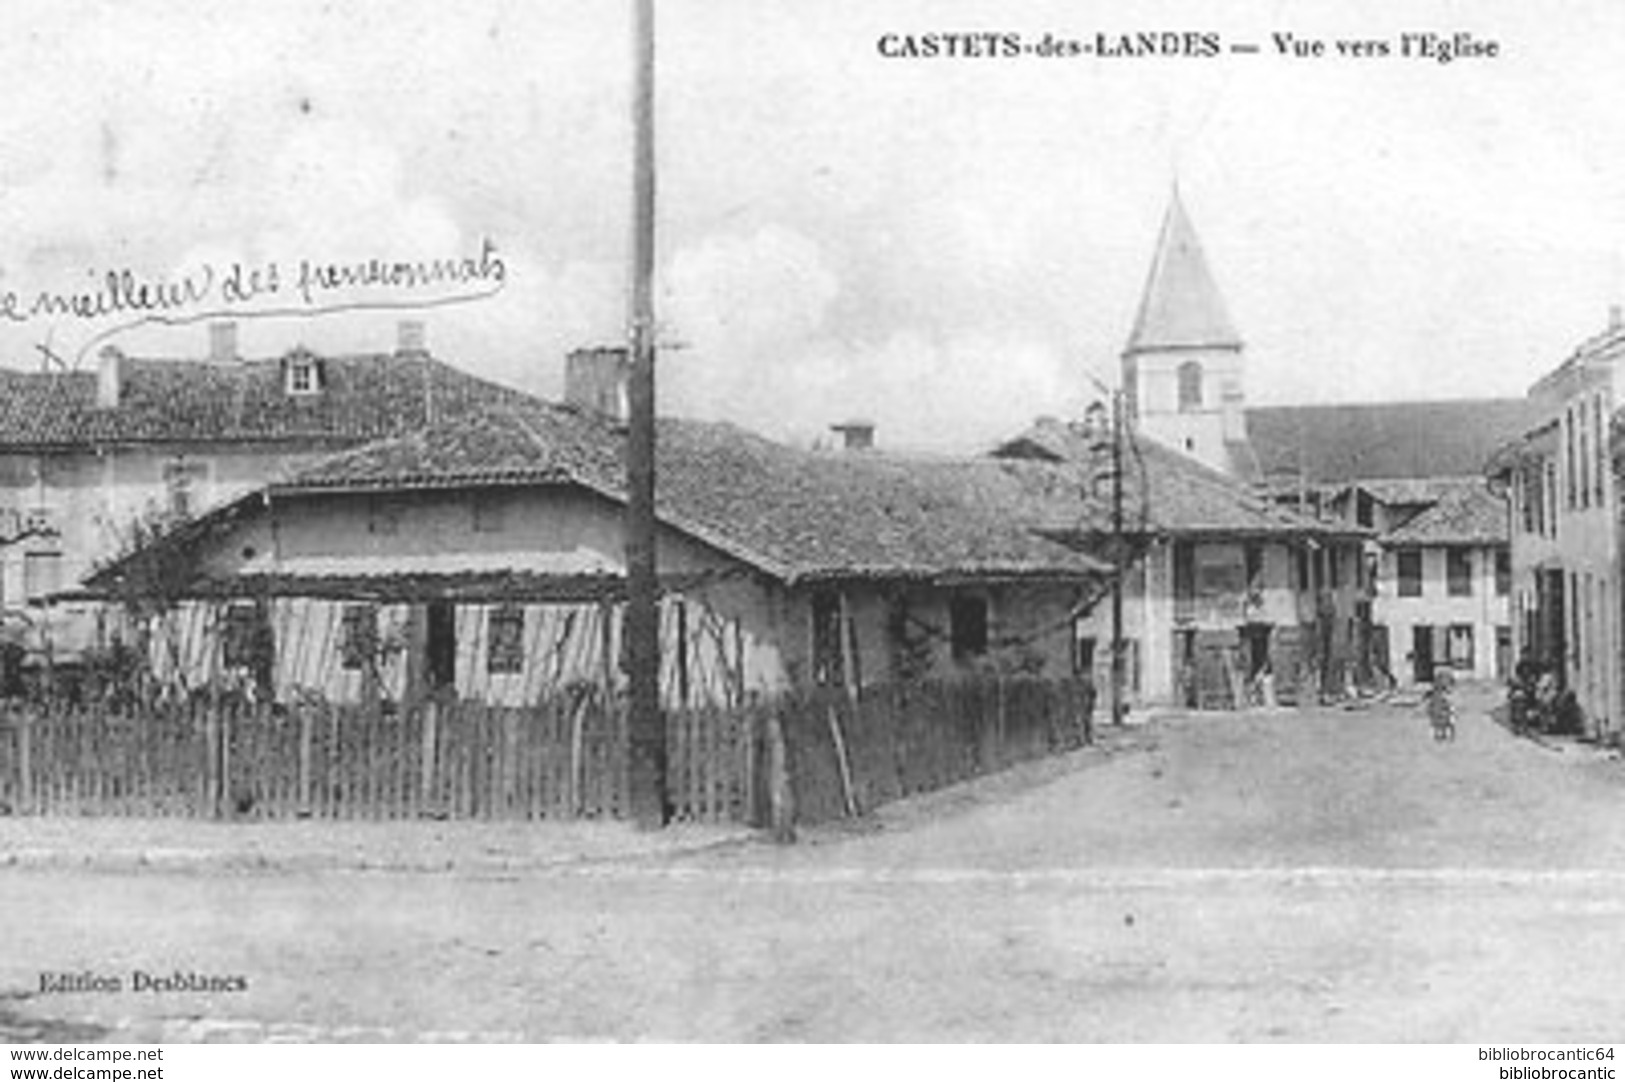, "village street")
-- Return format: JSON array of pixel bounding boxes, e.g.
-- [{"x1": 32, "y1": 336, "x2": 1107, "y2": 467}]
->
[{"x1": 5, "y1": 687, "x2": 1625, "y2": 1043}]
